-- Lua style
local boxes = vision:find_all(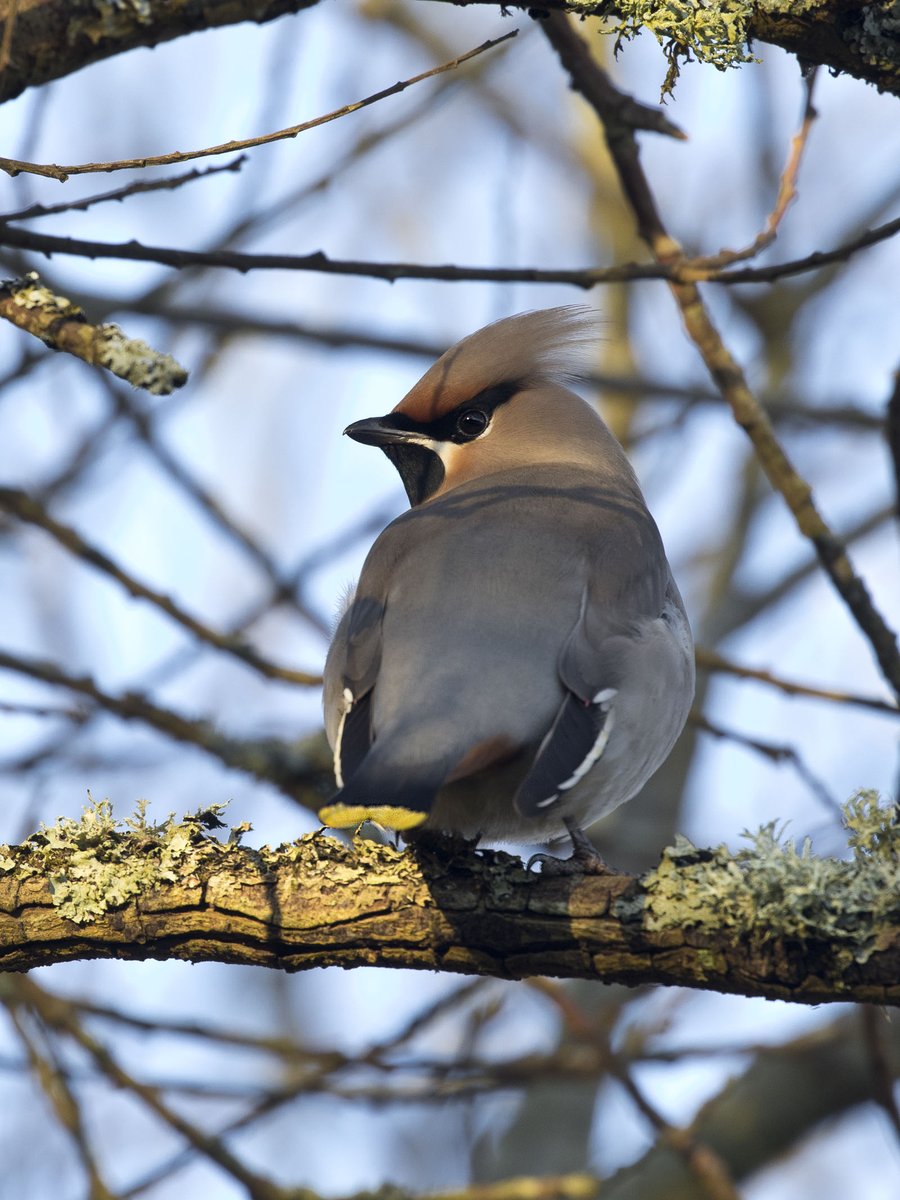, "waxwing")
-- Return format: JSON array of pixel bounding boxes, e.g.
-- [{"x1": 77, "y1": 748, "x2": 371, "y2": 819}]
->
[{"x1": 321, "y1": 307, "x2": 694, "y2": 861}]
